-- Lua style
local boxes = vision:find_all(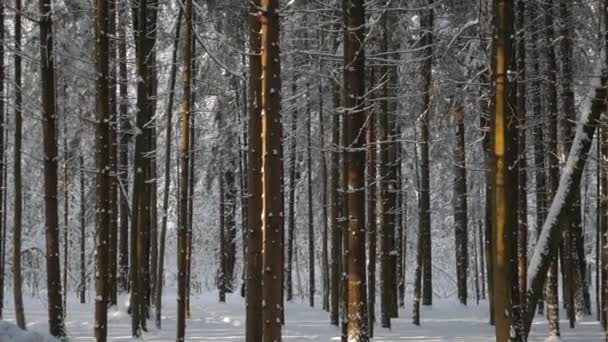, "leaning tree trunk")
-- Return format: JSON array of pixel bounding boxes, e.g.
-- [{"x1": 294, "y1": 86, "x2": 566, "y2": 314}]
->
[
  {"x1": 524, "y1": 65, "x2": 608, "y2": 338},
  {"x1": 93, "y1": 0, "x2": 111, "y2": 338},
  {"x1": 12, "y1": 0, "x2": 25, "y2": 329},
  {"x1": 40, "y1": 0, "x2": 66, "y2": 337}
]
